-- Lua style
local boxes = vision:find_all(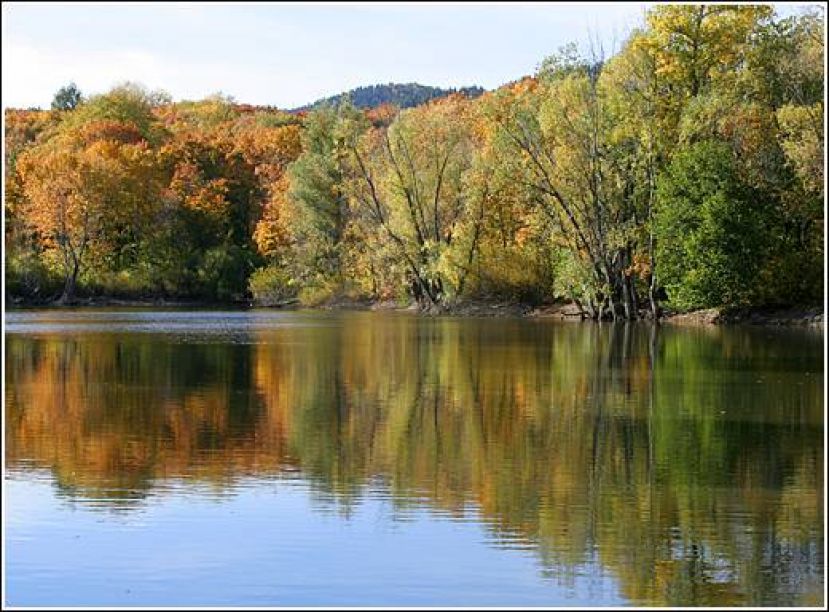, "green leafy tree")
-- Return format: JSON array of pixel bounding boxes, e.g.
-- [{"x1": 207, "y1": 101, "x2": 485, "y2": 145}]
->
[
  {"x1": 51, "y1": 82, "x2": 83, "y2": 111},
  {"x1": 655, "y1": 141, "x2": 771, "y2": 310},
  {"x1": 283, "y1": 103, "x2": 356, "y2": 290}
]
